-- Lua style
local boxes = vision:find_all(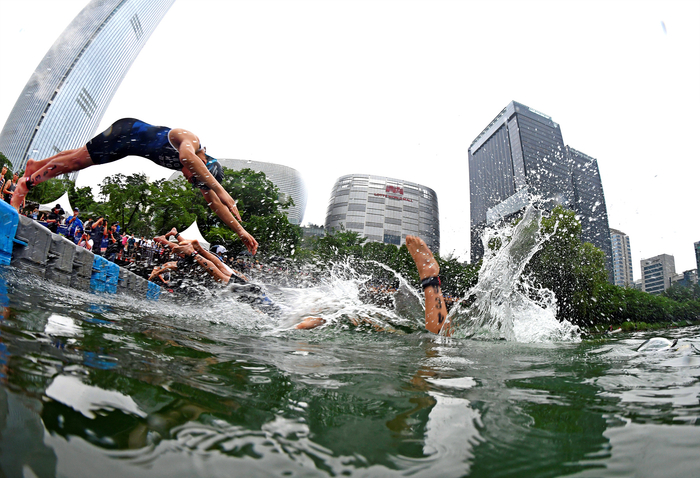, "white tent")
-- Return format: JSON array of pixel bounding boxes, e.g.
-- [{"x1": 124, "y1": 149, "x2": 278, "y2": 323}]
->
[
  {"x1": 38, "y1": 191, "x2": 74, "y2": 219},
  {"x1": 179, "y1": 220, "x2": 210, "y2": 251}
]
